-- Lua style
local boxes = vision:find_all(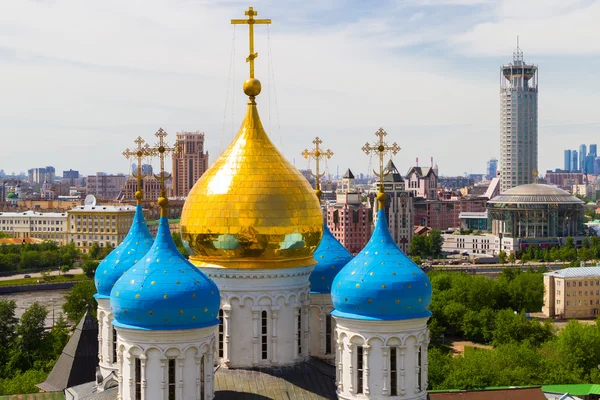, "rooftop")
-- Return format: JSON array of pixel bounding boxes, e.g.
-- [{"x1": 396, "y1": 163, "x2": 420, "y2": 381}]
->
[
  {"x1": 544, "y1": 266, "x2": 600, "y2": 279},
  {"x1": 488, "y1": 183, "x2": 584, "y2": 205},
  {"x1": 0, "y1": 210, "x2": 67, "y2": 217},
  {"x1": 69, "y1": 205, "x2": 135, "y2": 213}
]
